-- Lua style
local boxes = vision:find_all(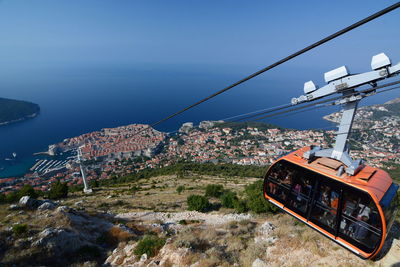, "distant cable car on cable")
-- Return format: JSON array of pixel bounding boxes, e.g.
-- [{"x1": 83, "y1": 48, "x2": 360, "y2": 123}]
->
[{"x1": 263, "y1": 53, "x2": 400, "y2": 259}]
